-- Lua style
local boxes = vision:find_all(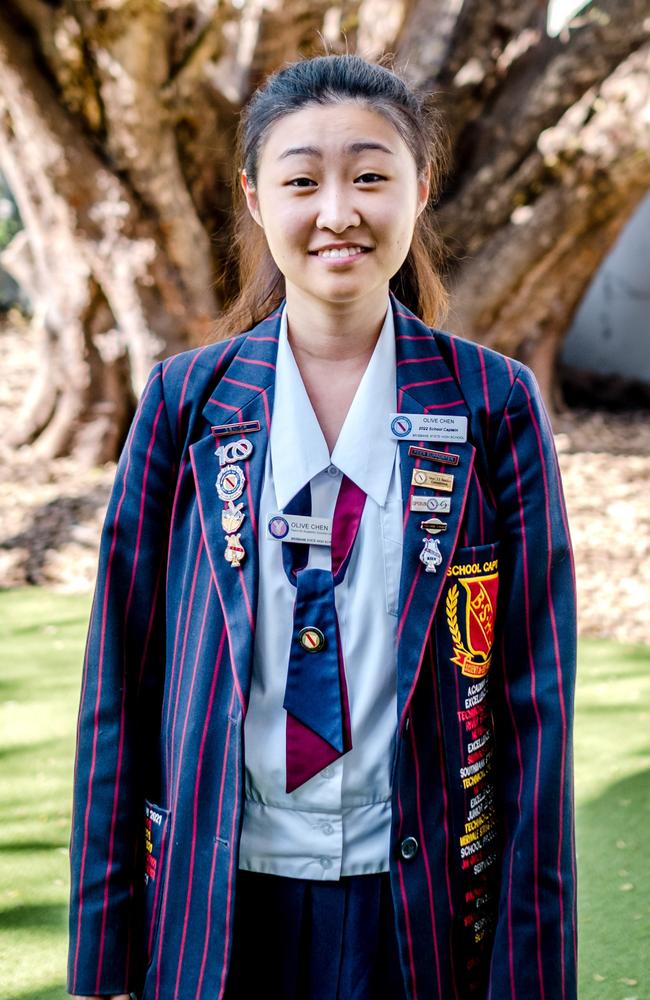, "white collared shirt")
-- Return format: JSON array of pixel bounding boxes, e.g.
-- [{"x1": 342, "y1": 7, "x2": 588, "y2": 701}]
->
[{"x1": 238, "y1": 295, "x2": 404, "y2": 880}]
